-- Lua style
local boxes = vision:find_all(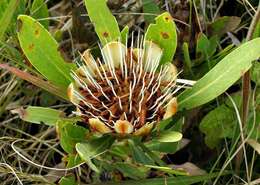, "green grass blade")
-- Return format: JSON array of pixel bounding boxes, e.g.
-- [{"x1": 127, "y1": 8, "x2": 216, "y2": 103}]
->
[
  {"x1": 30, "y1": 0, "x2": 49, "y2": 29},
  {"x1": 178, "y1": 38, "x2": 260, "y2": 110},
  {"x1": 17, "y1": 15, "x2": 75, "y2": 89},
  {"x1": 93, "y1": 172, "x2": 230, "y2": 185},
  {"x1": 0, "y1": 0, "x2": 19, "y2": 41},
  {"x1": 59, "y1": 176, "x2": 78, "y2": 185}
]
